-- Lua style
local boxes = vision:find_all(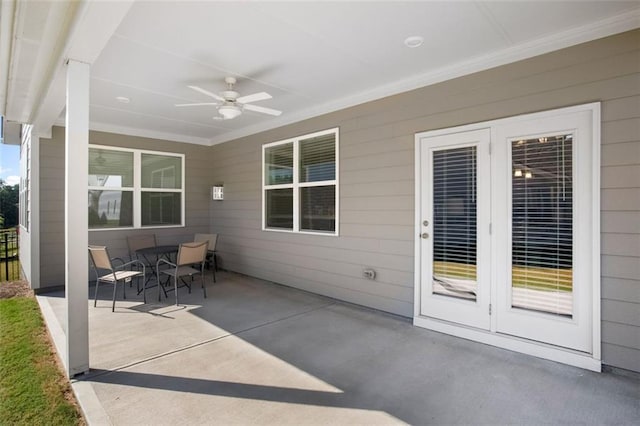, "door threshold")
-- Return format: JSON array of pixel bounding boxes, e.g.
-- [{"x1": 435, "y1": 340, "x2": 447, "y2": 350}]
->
[{"x1": 414, "y1": 315, "x2": 601, "y2": 372}]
